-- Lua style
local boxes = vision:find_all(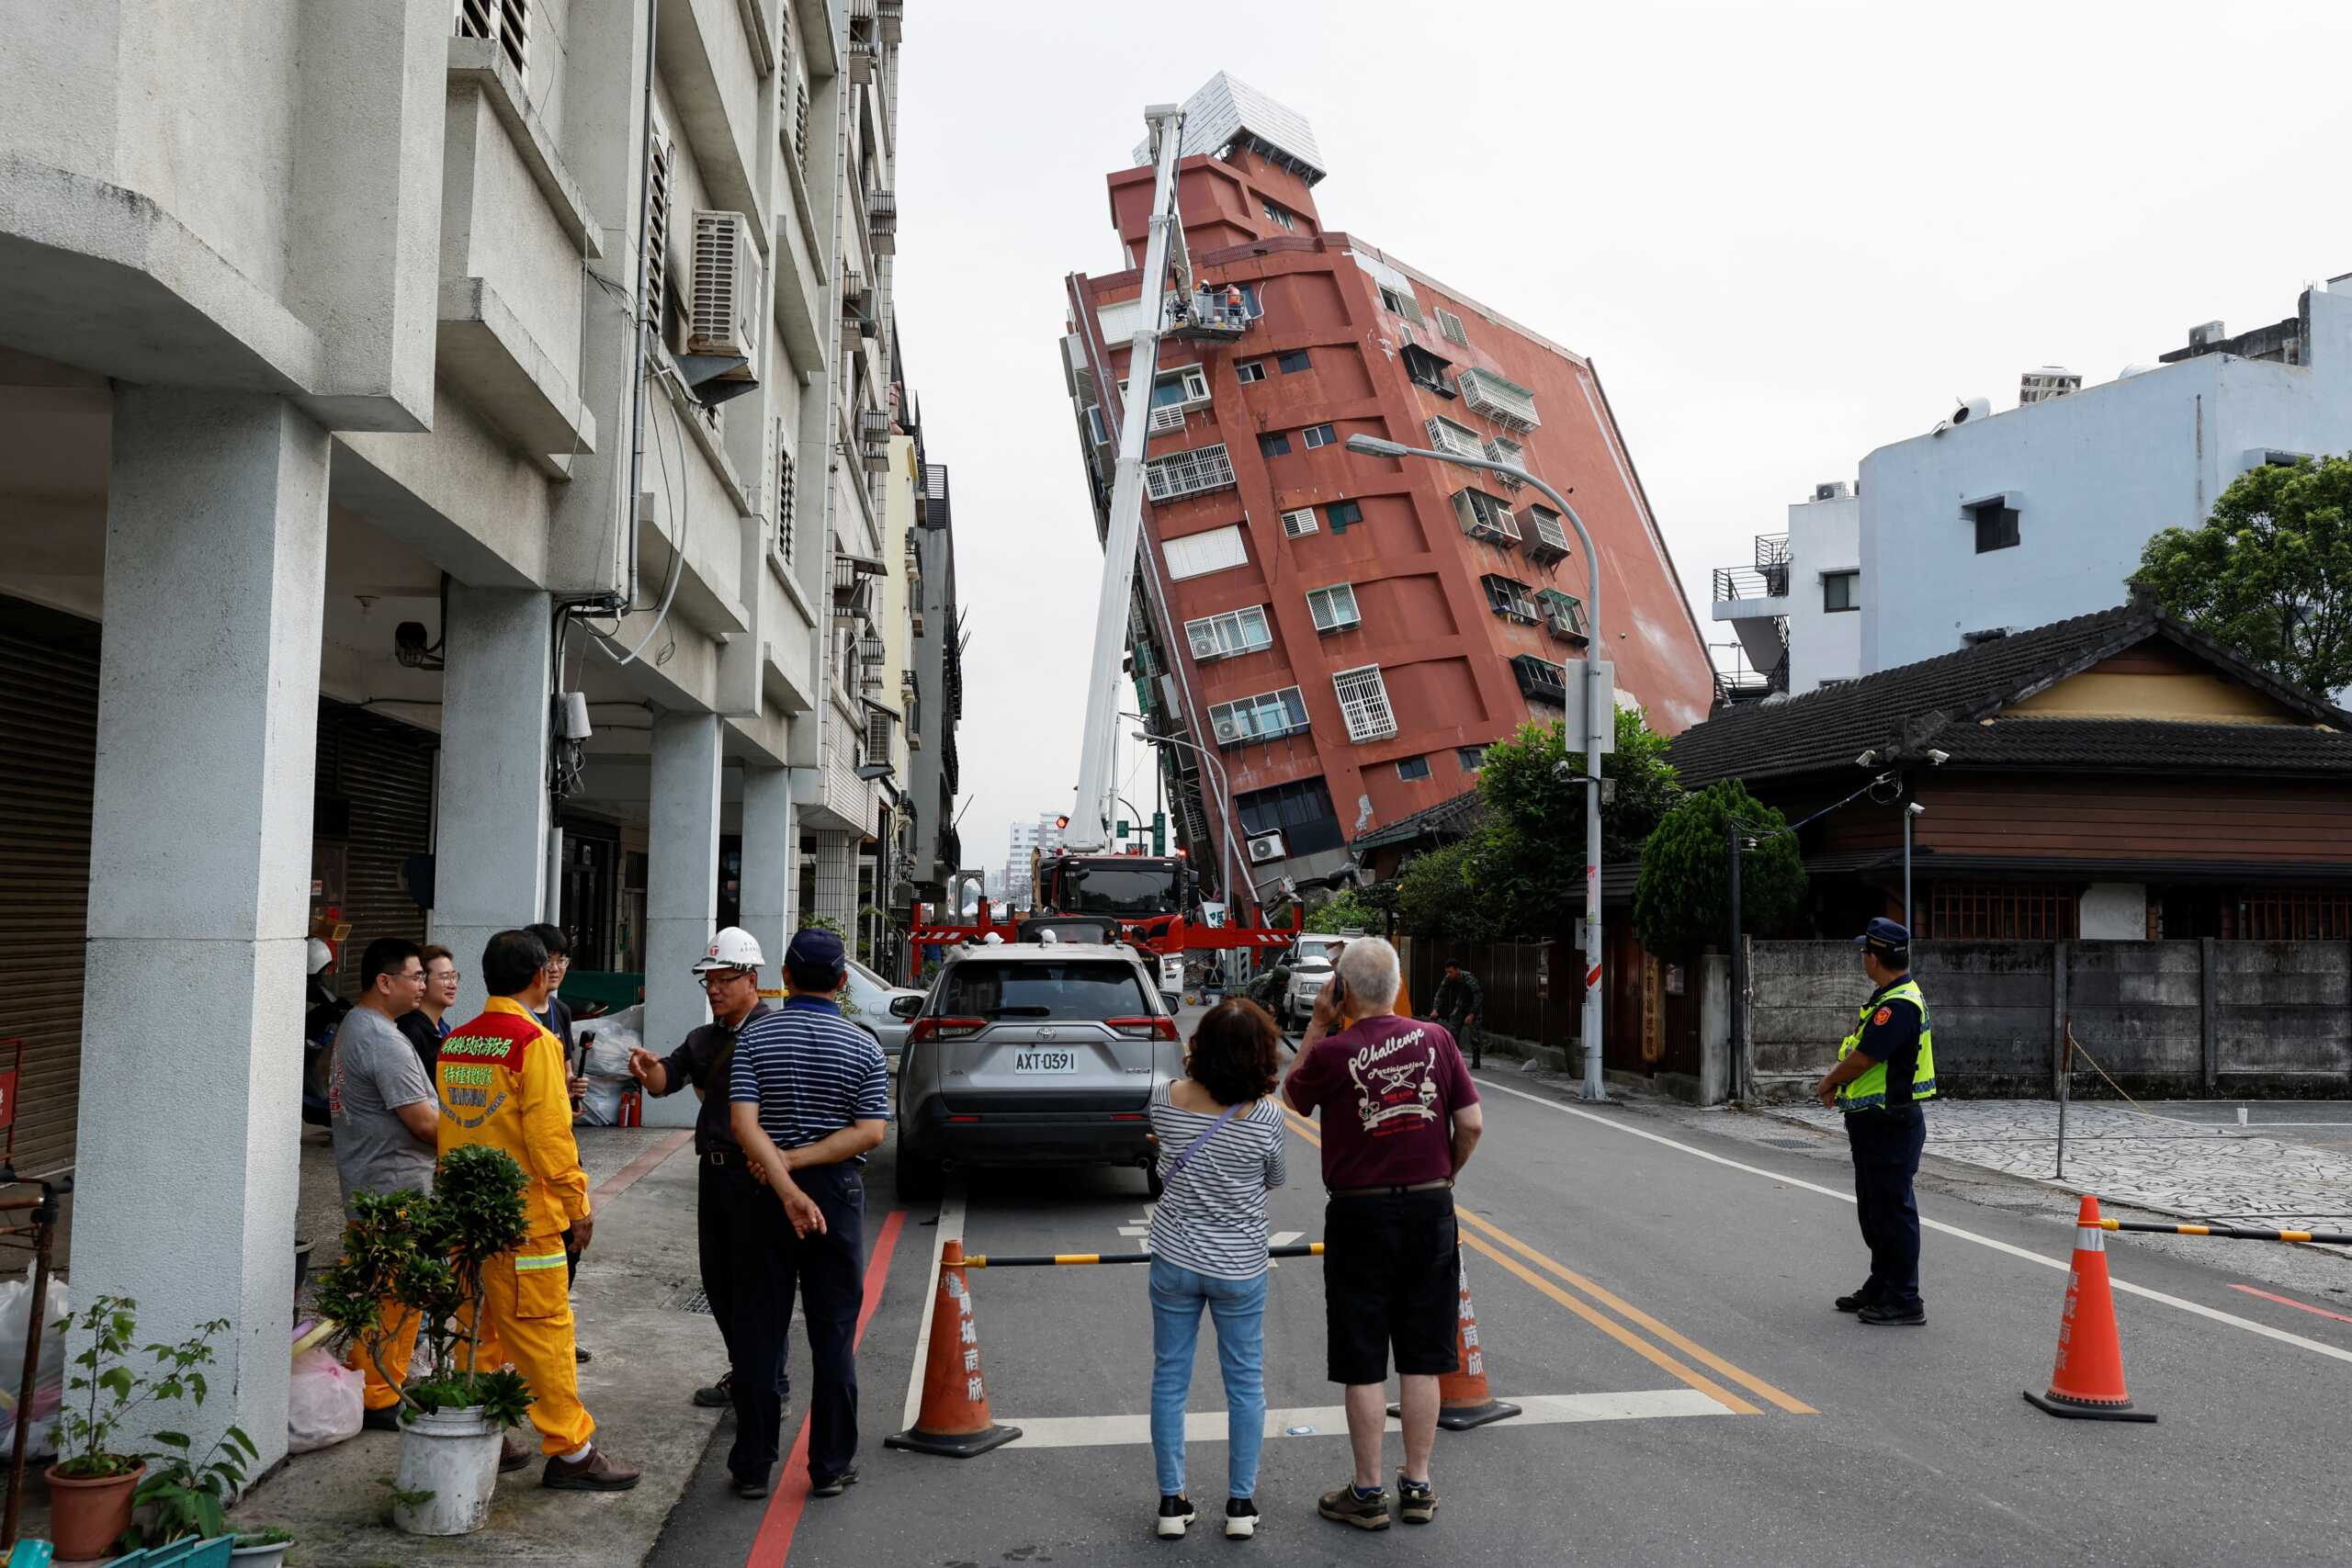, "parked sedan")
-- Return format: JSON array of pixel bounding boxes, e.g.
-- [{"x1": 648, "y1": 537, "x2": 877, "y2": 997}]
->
[
  {"x1": 840, "y1": 955, "x2": 927, "y2": 1061},
  {"x1": 891, "y1": 942, "x2": 1179, "y2": 1201}
]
